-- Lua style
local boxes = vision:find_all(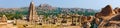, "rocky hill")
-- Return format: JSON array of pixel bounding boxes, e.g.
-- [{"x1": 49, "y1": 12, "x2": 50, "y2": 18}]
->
[{"x1": 0, "y1": 4, "x2": 97, "y2": 19}]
